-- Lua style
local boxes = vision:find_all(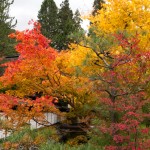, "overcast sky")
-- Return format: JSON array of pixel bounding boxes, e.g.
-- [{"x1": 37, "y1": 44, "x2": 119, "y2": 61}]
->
[{"x1": 10, "y1": 0, "x2": 94, "y2": 31}]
